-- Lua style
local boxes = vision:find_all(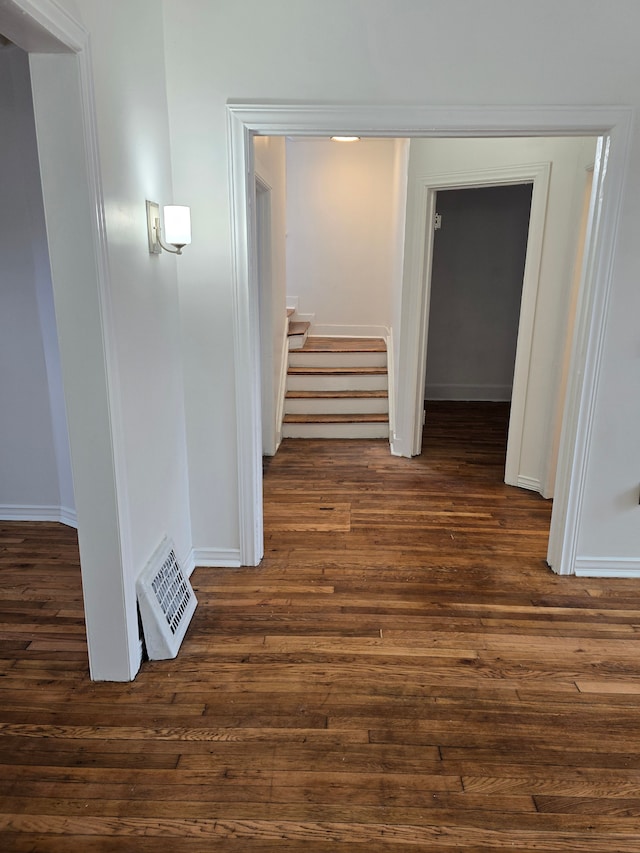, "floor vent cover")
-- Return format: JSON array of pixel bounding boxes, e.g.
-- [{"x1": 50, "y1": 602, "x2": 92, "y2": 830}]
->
[{"x1": 136, "y1": 537, "x2": 197, "y2": 660}]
